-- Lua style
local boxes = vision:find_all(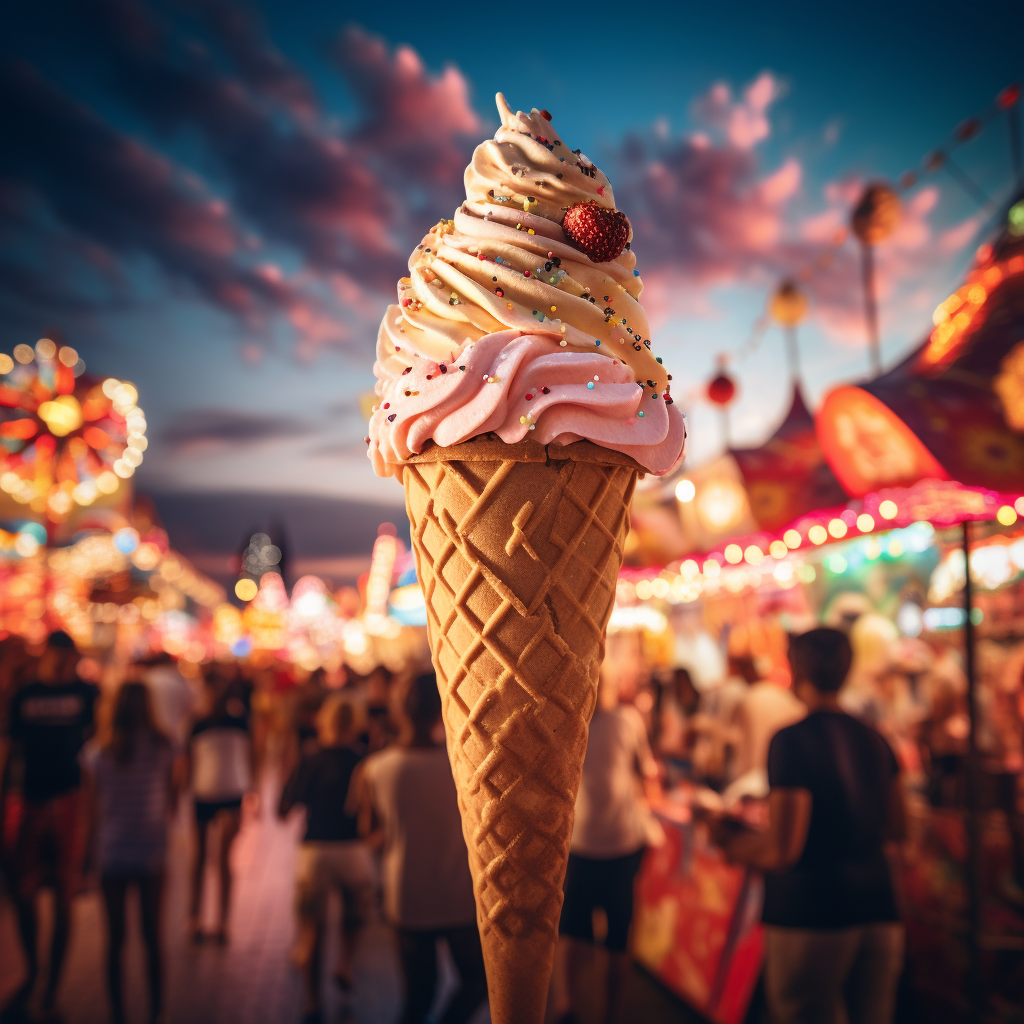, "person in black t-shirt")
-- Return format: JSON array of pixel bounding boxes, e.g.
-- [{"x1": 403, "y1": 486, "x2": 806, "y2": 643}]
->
[
  {"x1": 2, "y1": 630, "x2": 98, "y2": 1020},
  {"x1": 708, "y1": 628, "x2": 906, "y2": 1024},
  {"x1": 279, "y1": 692, "x2": 372, "y2": 1023}
]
